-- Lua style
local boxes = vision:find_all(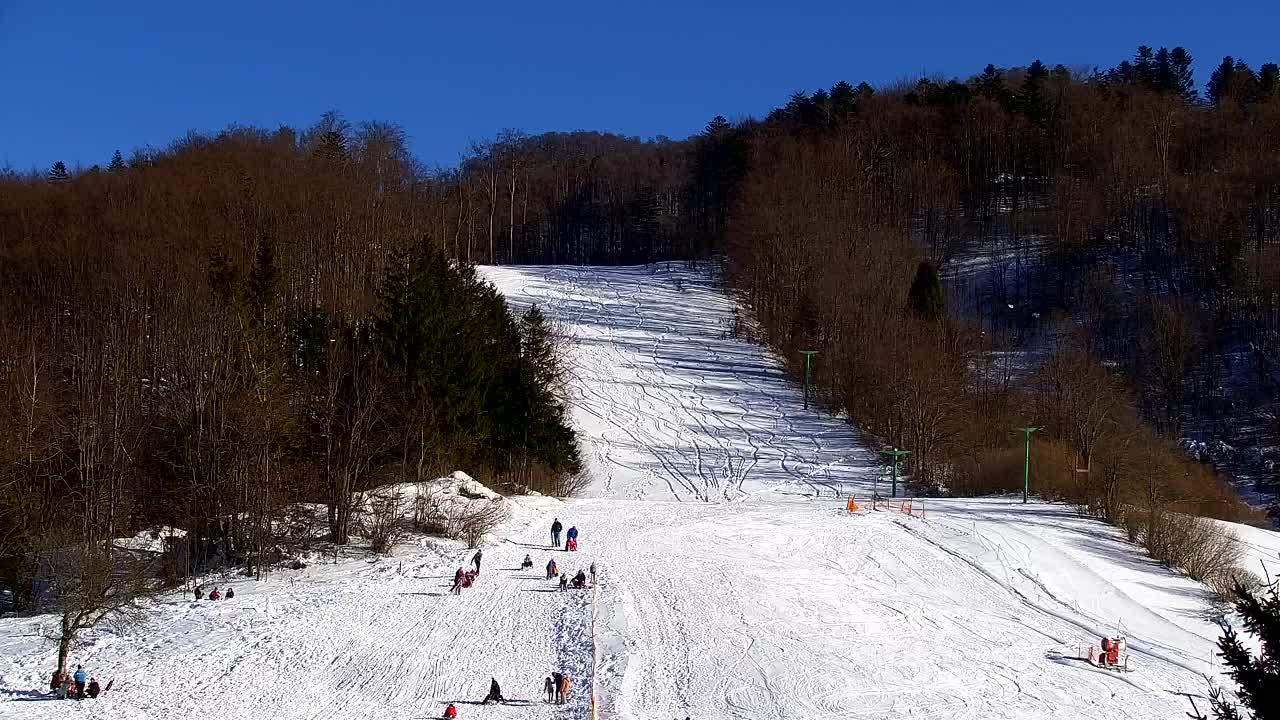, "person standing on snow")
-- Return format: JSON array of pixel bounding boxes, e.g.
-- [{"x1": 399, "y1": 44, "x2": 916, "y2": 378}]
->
[
  {"x1": 551, "y1": 671, "x2": 565, "y2": 703},
  {"x1": 72, "y1": 665, "x2": 87, "y2": 699},
  {"x1": 590, "y1": 562, "x2": 597, "y2": 586},
  {"x1": 482, "y1": 677, "x2": 505, "y2": 704},
  {"x1": 471, "y1": 548, "x2": 482, "y2": 575},
  {"x1": 546, "y1": 558, "x2": 558, "y2": 579},
  {"x1": 566, "y1": 526, "x2": 578, "y2": 544},
  {"x1": 559, "y1": 572, "x2": 568, "y2": 591},
  {"x1": 551, "y1": 518, "x2": 563, "y2": 547},
  {"x1": 543, "y1": 675, "x2": 555, "y2": 702},
  {"x1": 451, "y1": 567, "x2": 465, "y2": 595}
]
